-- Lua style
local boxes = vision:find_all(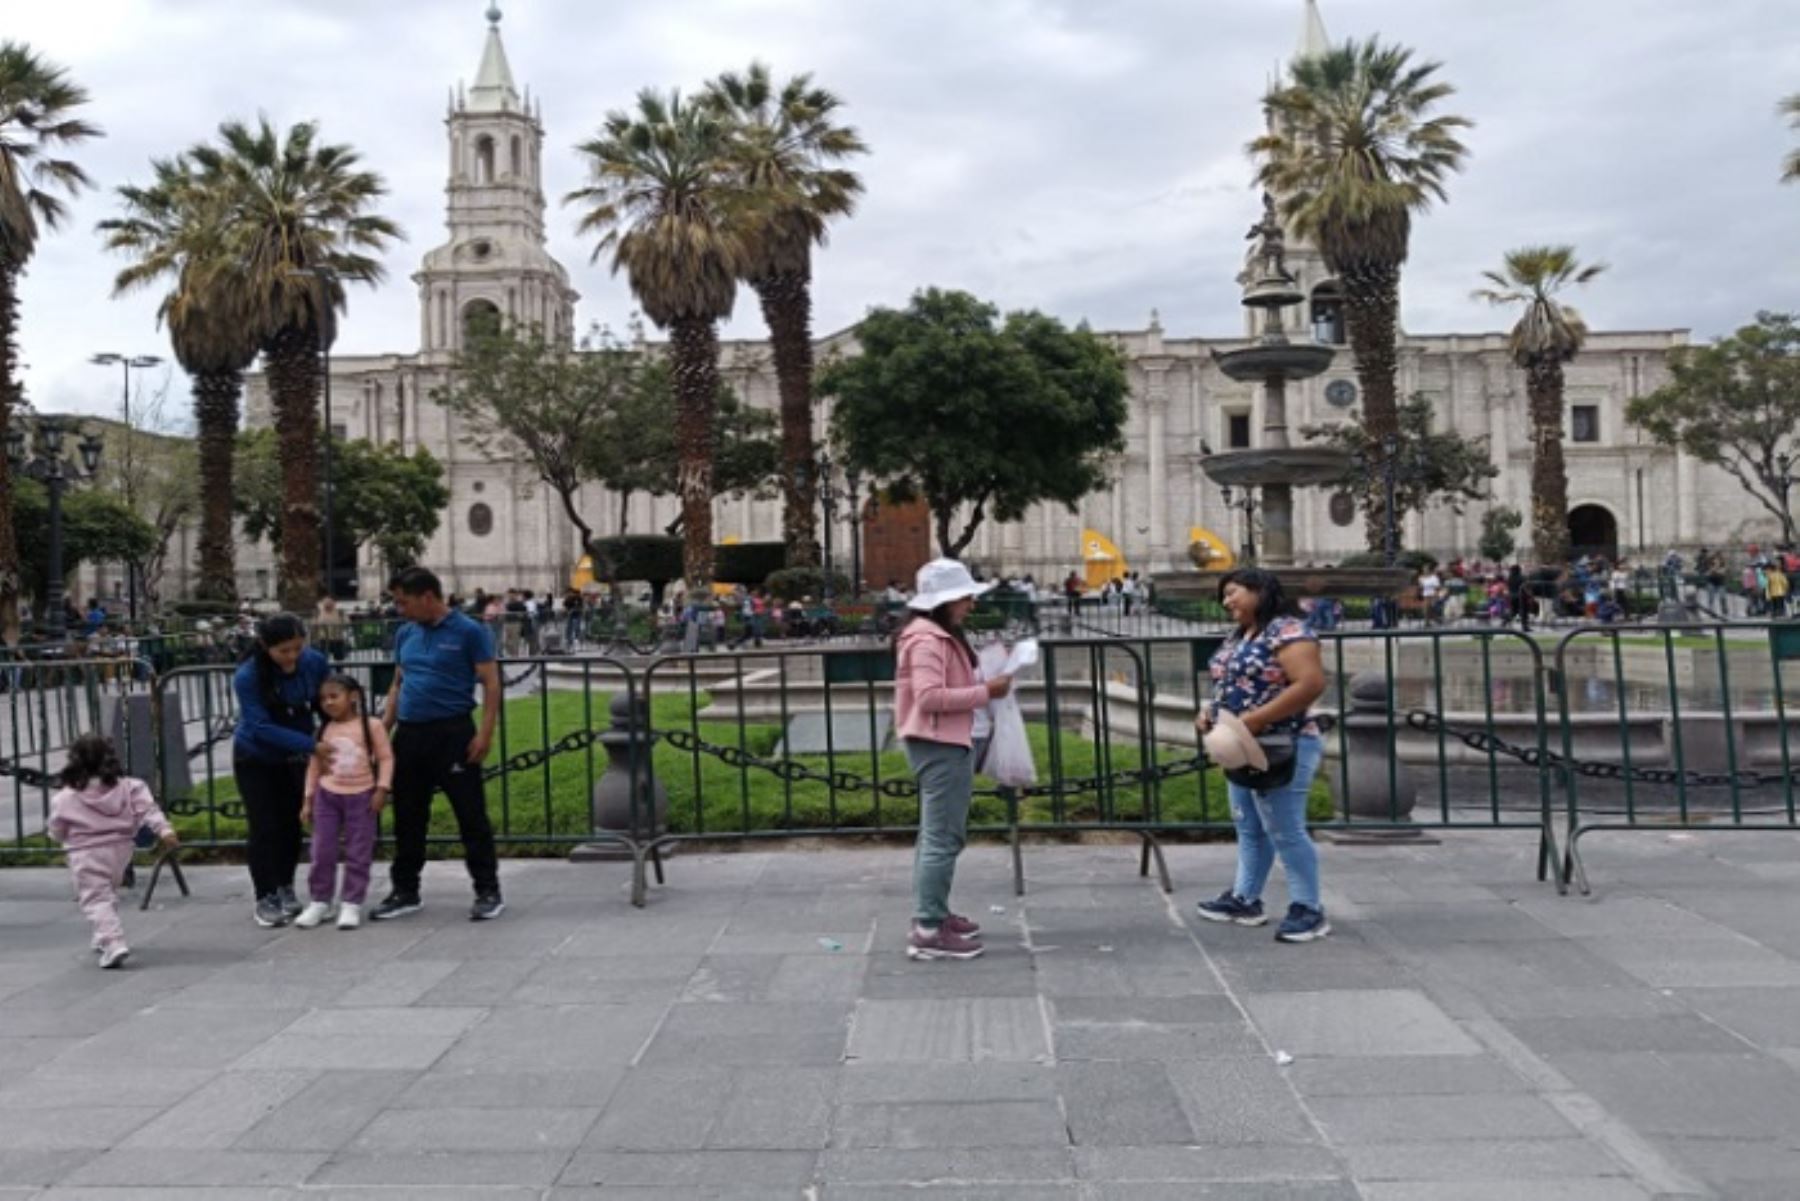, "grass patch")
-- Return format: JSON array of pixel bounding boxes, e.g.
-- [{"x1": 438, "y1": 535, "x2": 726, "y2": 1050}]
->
[{"x1": 1, "y1": 690, "x2": 1329, "y2": 864}]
